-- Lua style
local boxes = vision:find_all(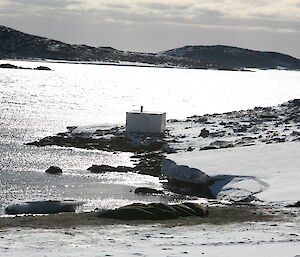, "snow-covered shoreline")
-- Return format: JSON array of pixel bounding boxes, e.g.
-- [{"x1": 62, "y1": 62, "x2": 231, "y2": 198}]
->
[
  {"x1": 1, "y1": 99, "x2": 299, "y2": 256},
  {"x1": 167, "y1": 142, "x2": 300, "y2": 205}
]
